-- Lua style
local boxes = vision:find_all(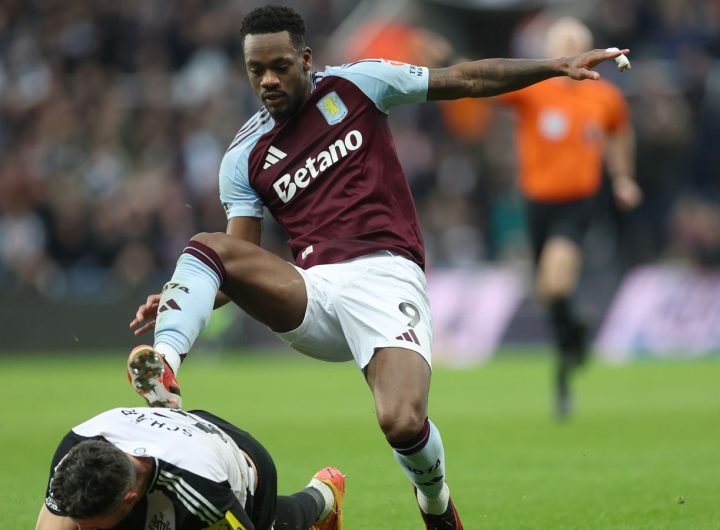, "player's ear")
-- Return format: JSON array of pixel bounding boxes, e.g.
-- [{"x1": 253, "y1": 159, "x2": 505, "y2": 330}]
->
[
  {"x1": 124, "y1": 490, "x2": 140, "y2": 507},
  {"x1": 302, "y1": 47, "x2": 312, "y2": 71}
]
